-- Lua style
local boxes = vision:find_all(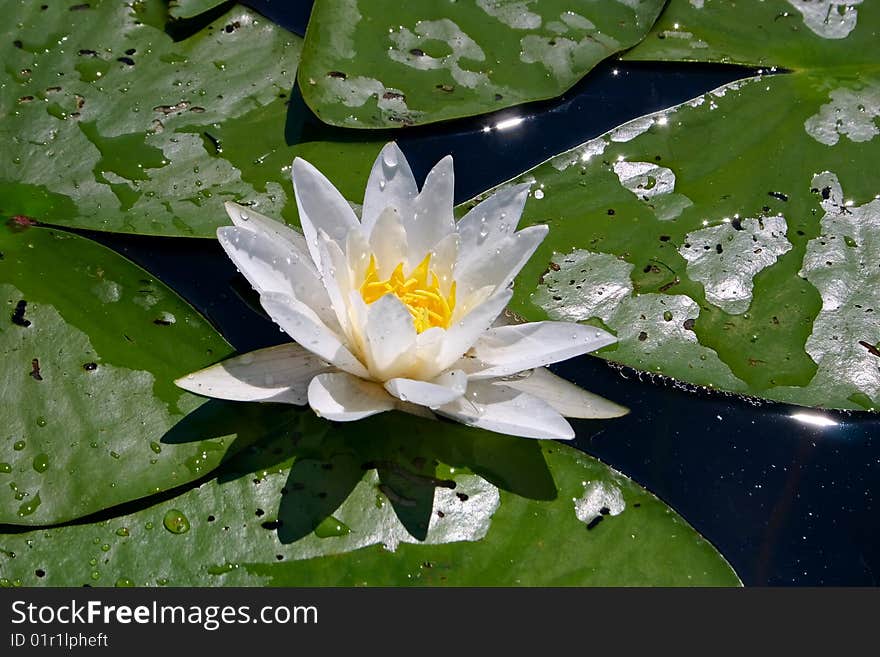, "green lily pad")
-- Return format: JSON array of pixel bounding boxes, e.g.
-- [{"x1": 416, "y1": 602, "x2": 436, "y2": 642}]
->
[
  {"x1": 169, "y1": 0, "x2": 230, "y2": 21},
  {"x1": 198, "y1": 96, "x2": 387, "y2": 226},
  {"x1": 0, "y1": 0, "x2": 301, "y2": 237},
  {"x1": 0, "y1": 412, "x2": 739, "y2": 586},
  {"x1": 474, "y1": 68, "x2": 880, "y2": 410},
  {"x1": 0, "y1": 223, "x2": 303, "y2": 525},
  {"x1": 298, "y1": 0, "x2": 666, "y2": 128},
  {"x1": 625, "y1": 0, "x2": 880, "y2": 69}
]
